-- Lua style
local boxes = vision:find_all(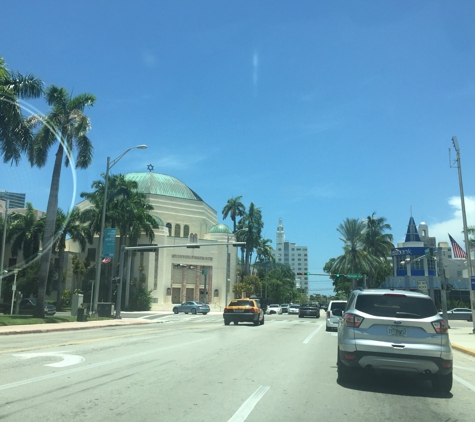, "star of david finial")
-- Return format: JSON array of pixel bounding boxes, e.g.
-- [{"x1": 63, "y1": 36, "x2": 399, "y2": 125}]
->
[{"x1": 147, "y1": 164, "x2": 154, "y2": 172}]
